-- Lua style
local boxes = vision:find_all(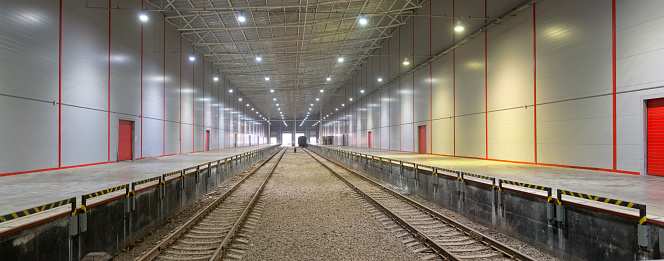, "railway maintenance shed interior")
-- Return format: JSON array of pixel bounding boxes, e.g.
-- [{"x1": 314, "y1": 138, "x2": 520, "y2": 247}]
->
[{"x1": 1, "y1": 0, "x2": 664, "y2": 260}]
